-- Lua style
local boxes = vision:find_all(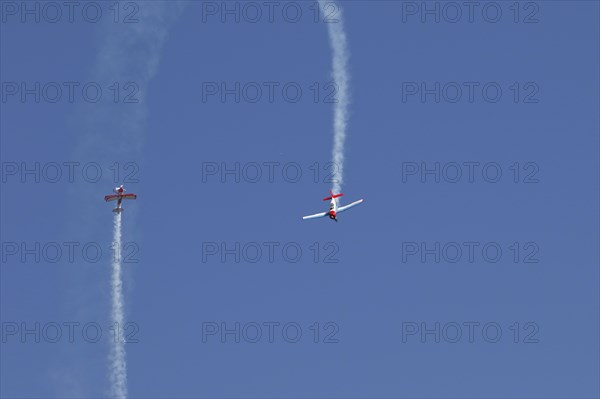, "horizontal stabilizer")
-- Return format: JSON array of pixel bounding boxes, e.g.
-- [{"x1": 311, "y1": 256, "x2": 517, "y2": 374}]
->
[{"x1": 323, "y1": 190, "x2": 344, "y2": 201}]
